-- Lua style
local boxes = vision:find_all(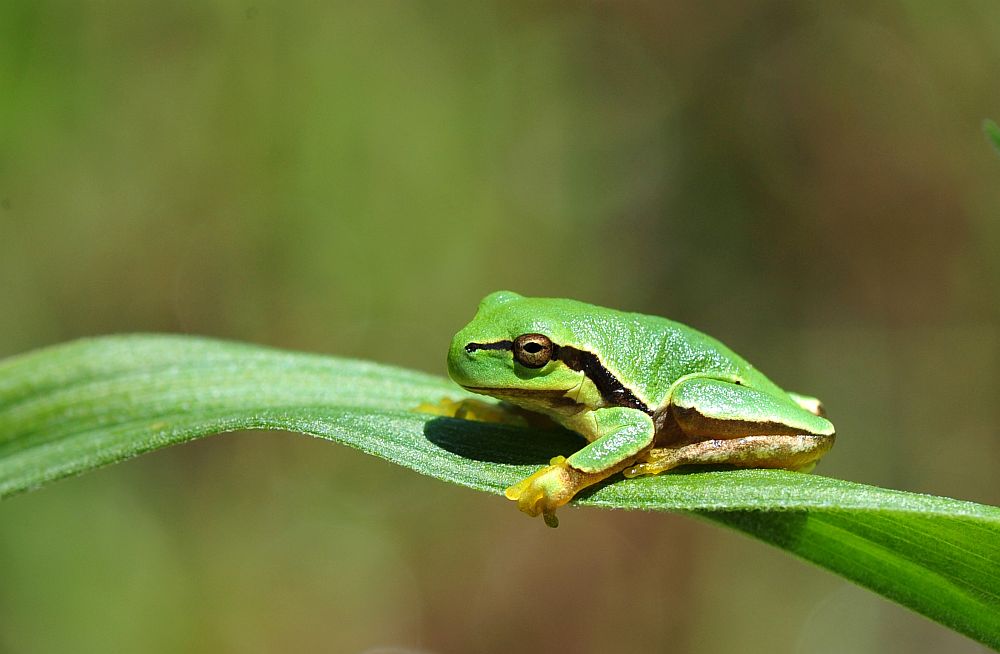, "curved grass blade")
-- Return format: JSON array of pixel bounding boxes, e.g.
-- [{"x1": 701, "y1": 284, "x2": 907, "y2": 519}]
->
[
  {"x1": 1, "y1": 335, "x2": 998, "y2": 648},
  {"x1": 986, "y1": 119, "x2": 1000, "y2": 156}
]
